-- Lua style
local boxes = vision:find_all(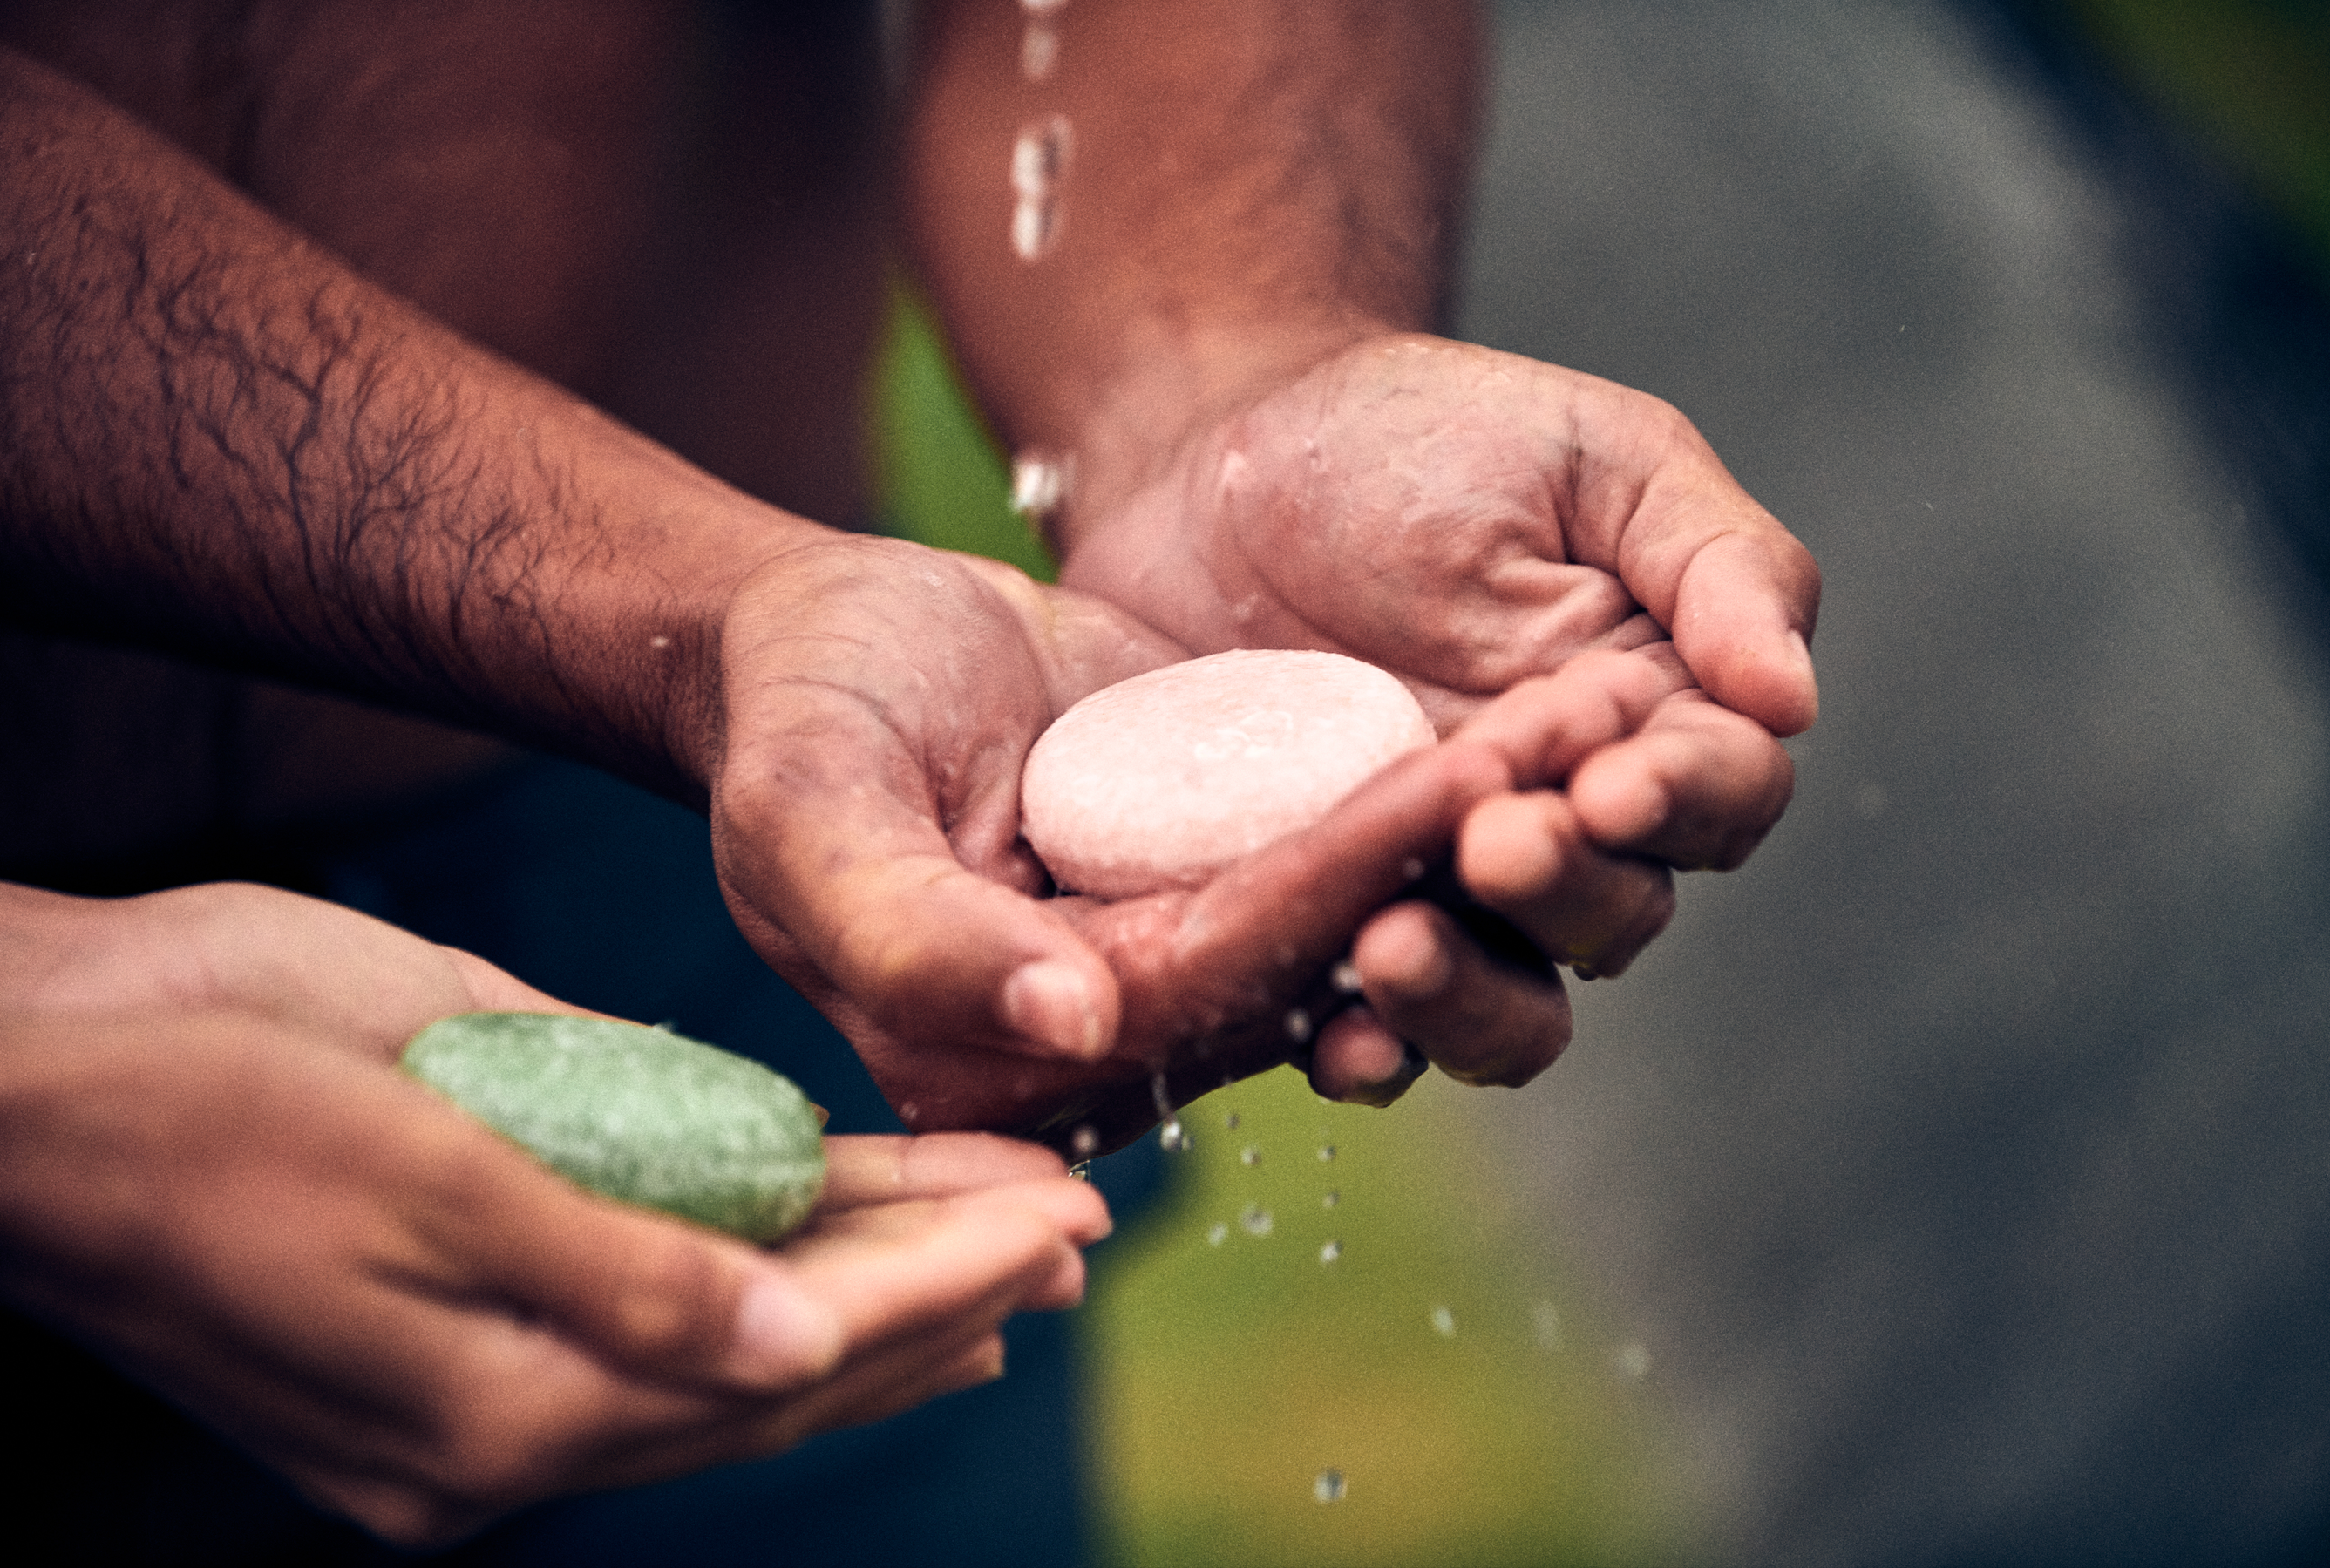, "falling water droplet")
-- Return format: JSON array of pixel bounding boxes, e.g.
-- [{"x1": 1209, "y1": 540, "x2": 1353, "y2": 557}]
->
[
  {"x1": 1283, "y1": 1007, "x2": 1312, "y2": 1043},
  {"x1": 1223, "y1": 1110, "x2": 1240, "y2": 1130},
  {"x1": 1613, "y1": 1341, "x2": 1652, "y2": 1379},
  {"x1": 1400, "y1": 856, "x2": 1426, "y2": 883},
  {"x1": 1240, "y1": 1145, "x2": 1261, "y2": 1167},
  {"x1": 1430, "y1": 1305, "x2": 1457, "y2": 1338},
  {"x1": 1319, "y1": 1239, "x2": 1342, "y2": 1265},
  {"x1": 1070, "y1": 1124, "x2": 1099, "y2": 1158},
  {"x1": 1331, "y1": 961, "x2": 1364, "y2": 994},
  {"x1": 1206, "y1": 1221, "x2": 1229, "y2": 1247},
  {"x1": 1317, "y1": 1144, "x2": 1336, "y2": 1163},
  {"x1": 1313, "y1": 1470, "x2": 1347, "y2": 1504},
  {"x1": 1010, "y1": 451, "x2": 1071, "y2": 519},
  {"x1": 1020, "y1": 21, "x2": 1059, "y2": 80},
  {"x1": 1321, "y1": 1190, "x2": 1340, "y2": 1209},
  {"x1": 1069, "y1": 1162, "x2": 1091, "y2": 1182},
  {"x1": 1009, "y1": 115, "x2": 1073, "y2": 261},
  {"x1": 1239, "y1": 1204, "x2": 1274, "y2": 1237},
  {"x1": 1532, "y1": 1300, "x2": 1564, "y2": 1350},
  {"x1": 1159, "y1": 1117, "x2": 1187, "y2": 1152}
]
